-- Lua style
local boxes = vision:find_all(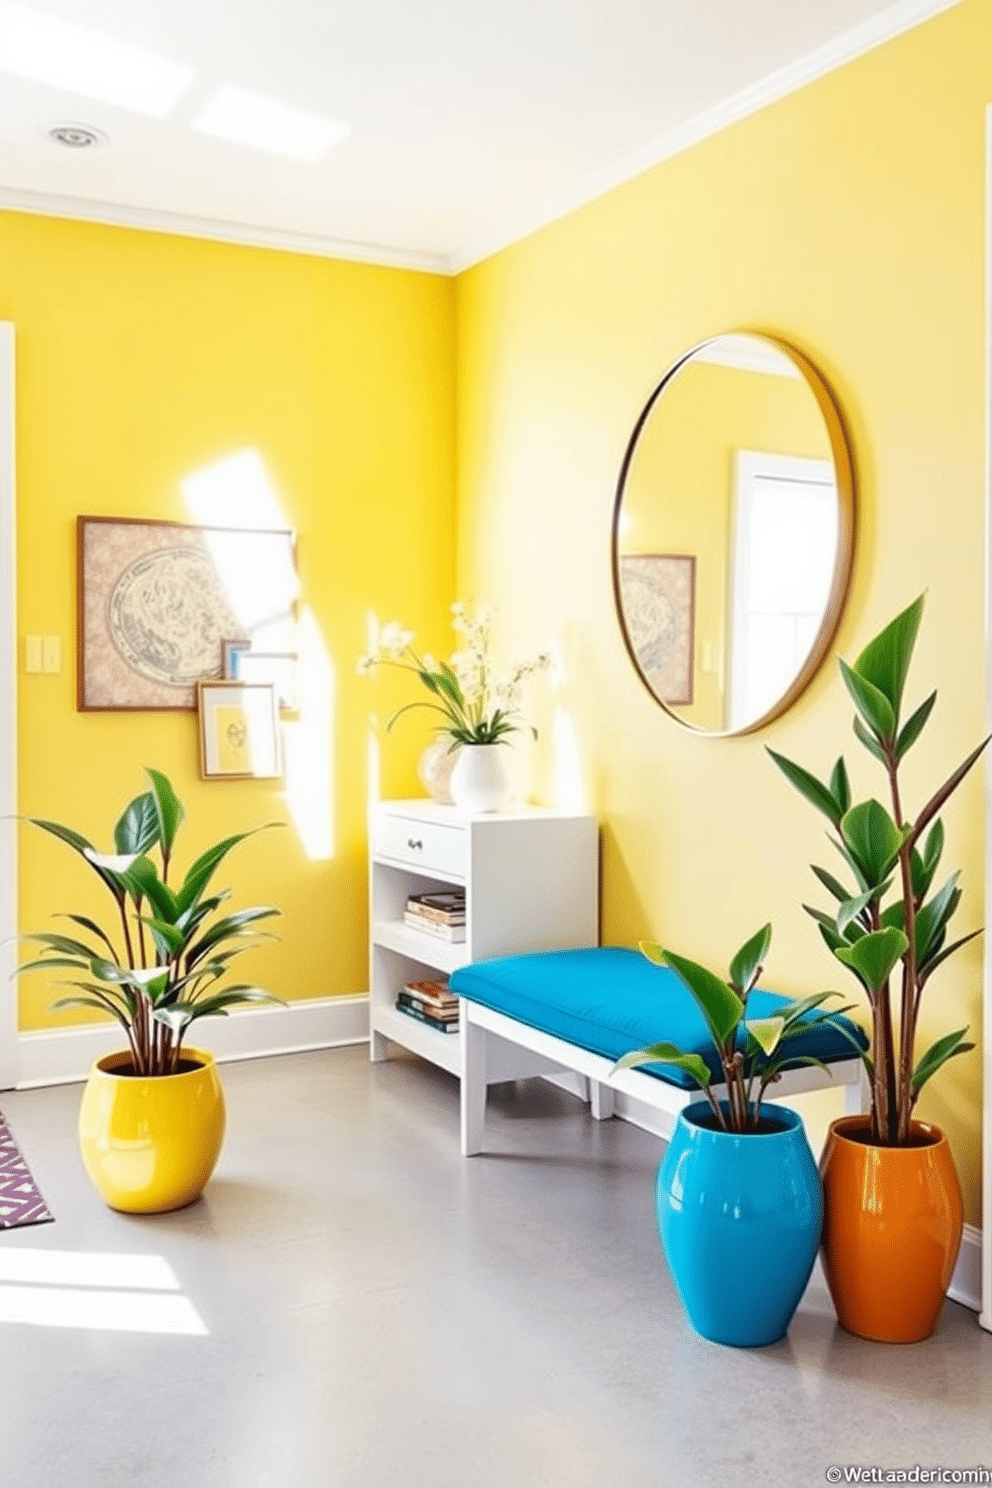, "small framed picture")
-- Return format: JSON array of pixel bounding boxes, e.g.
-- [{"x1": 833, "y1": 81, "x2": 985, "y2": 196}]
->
[
  {"x1": 222, "y1": 637, "x2": 298, "y2": 712},
  {"x1": 197, "y1": 681, "x2": 281, "y2": 780},
  {"x1": 221, "y1": 638, "x2": 252, "y2": 681}
]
